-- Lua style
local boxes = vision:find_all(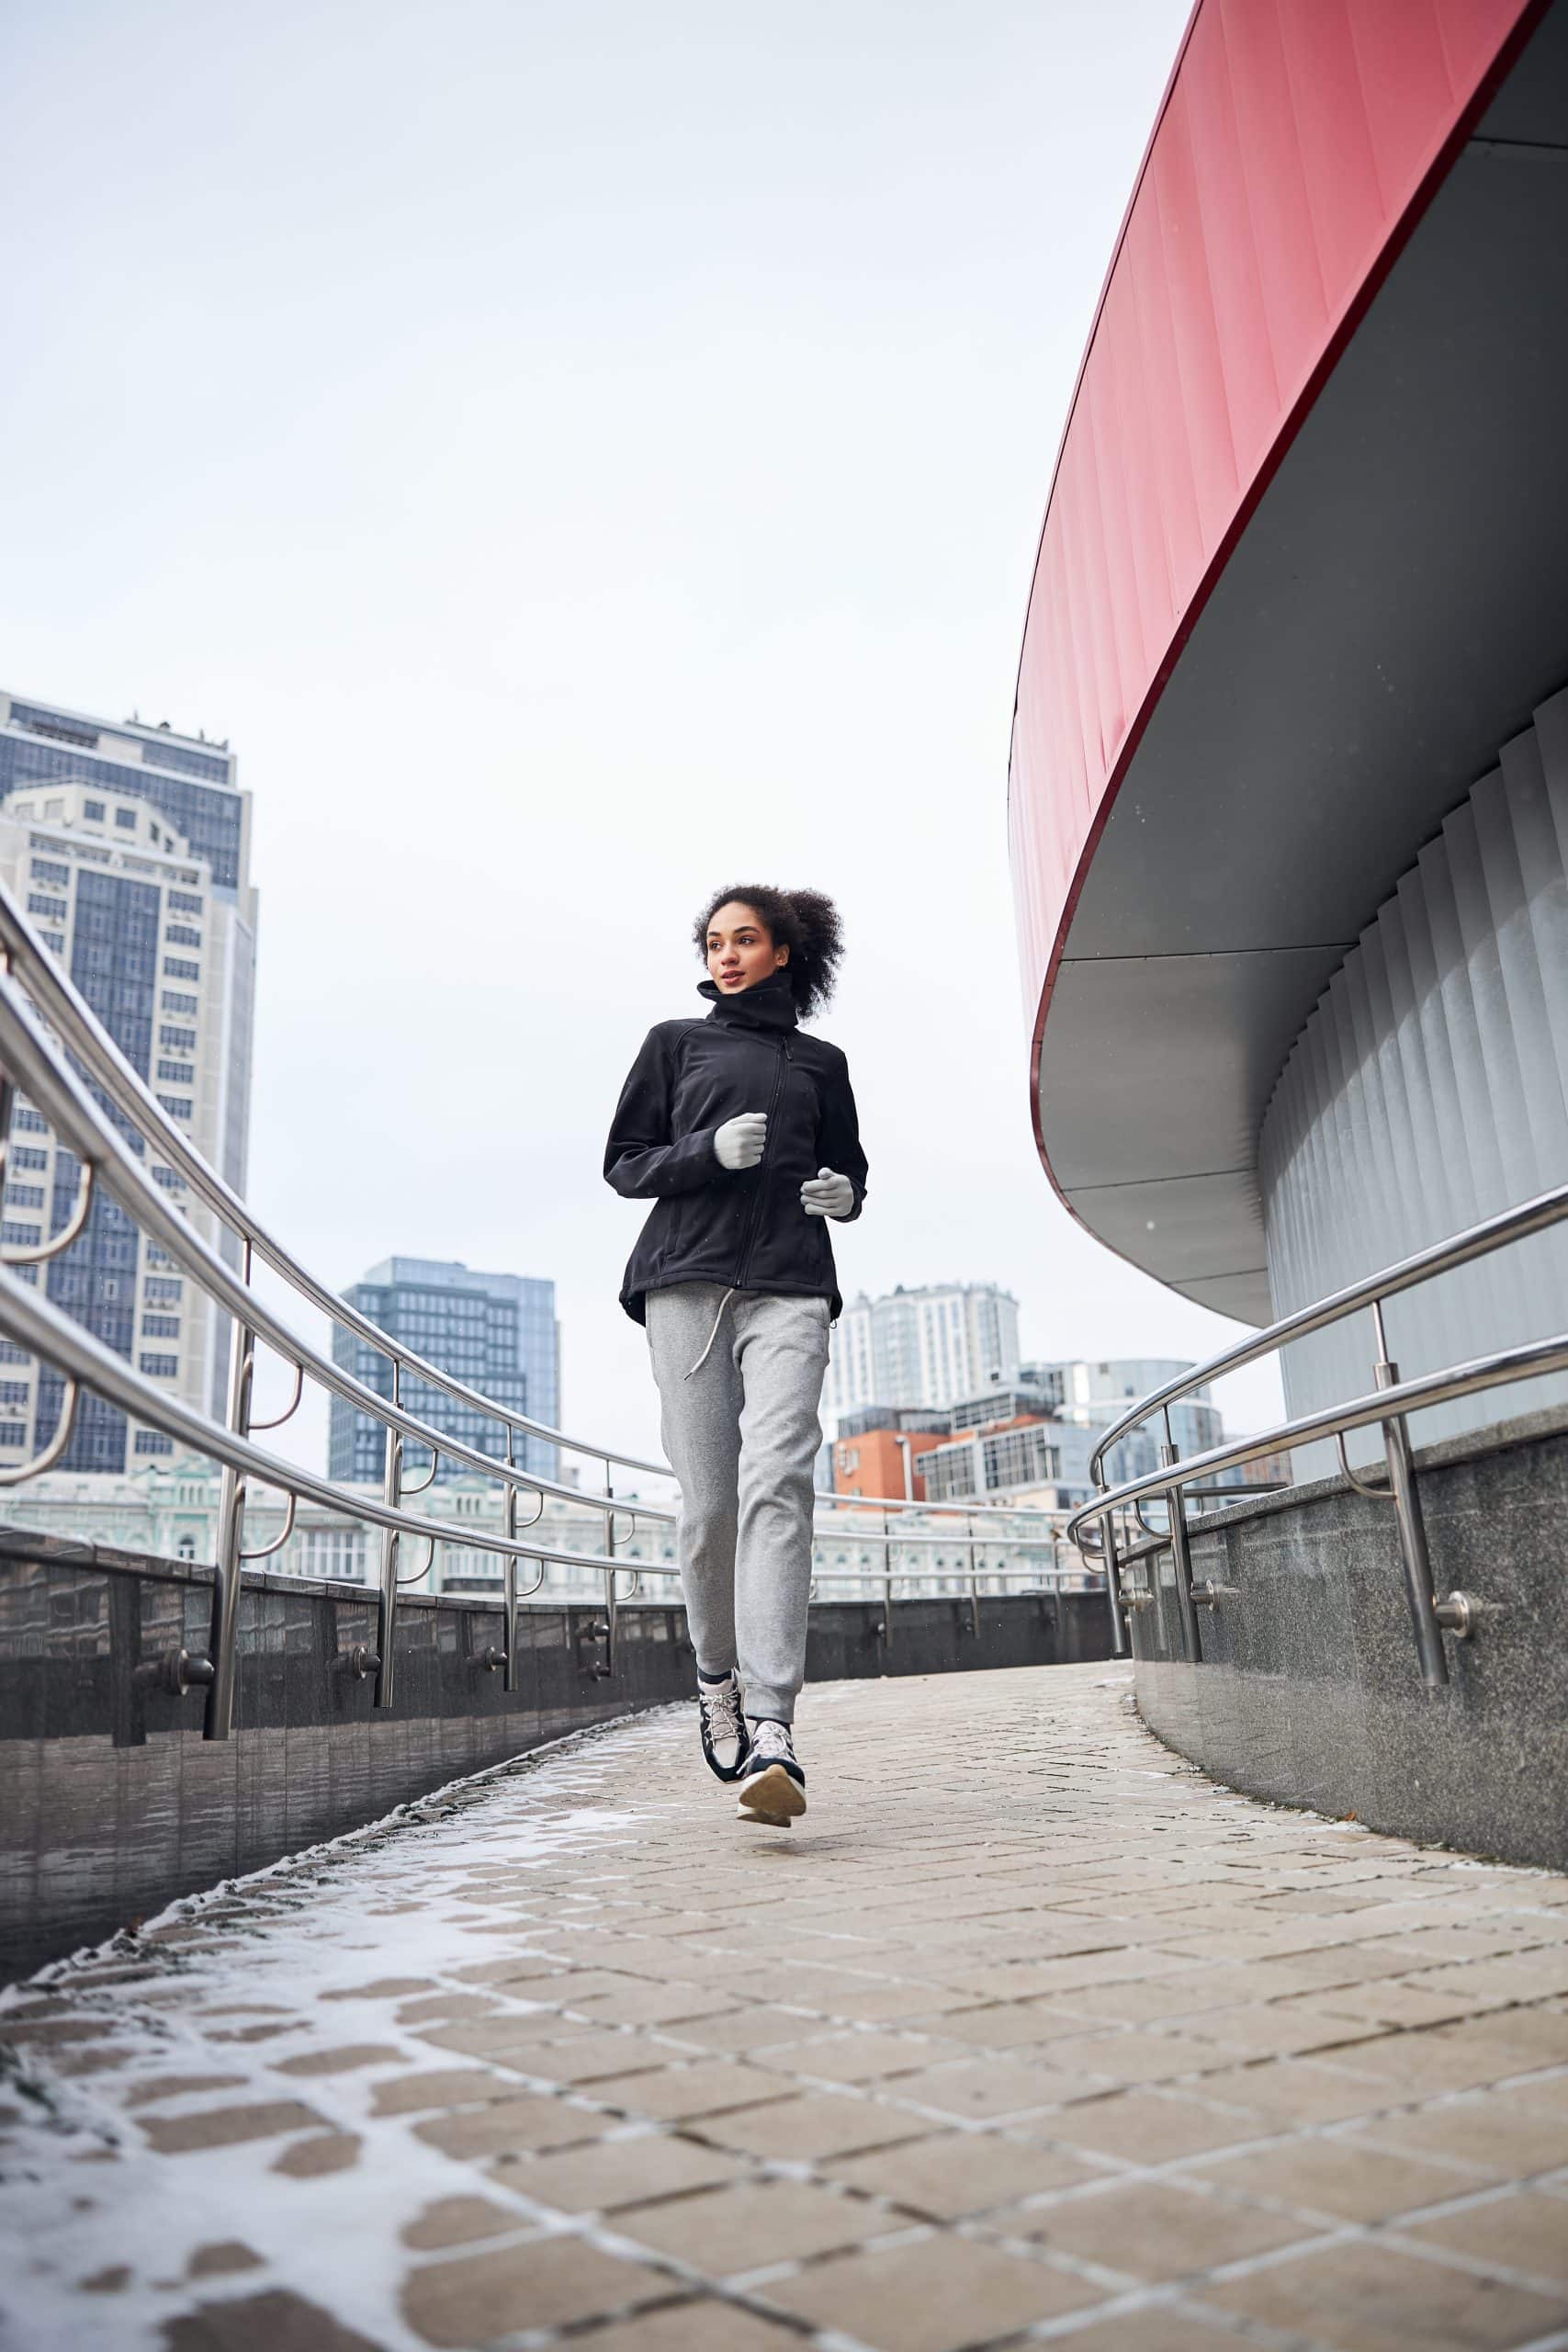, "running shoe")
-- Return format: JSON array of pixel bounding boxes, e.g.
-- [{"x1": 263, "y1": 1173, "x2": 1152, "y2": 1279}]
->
[
  {"x1": 696, "y1": 1670, "x2": 750, "y2": 1782},
  {"x1": 736, "y1": 1718, "x2": 807, "y2": 1826}
]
